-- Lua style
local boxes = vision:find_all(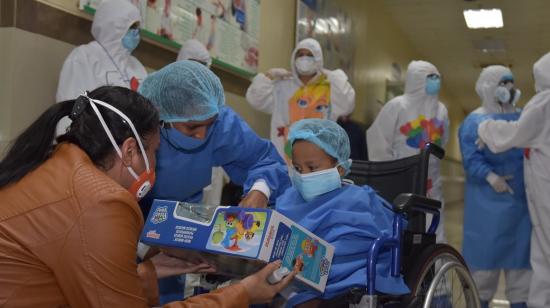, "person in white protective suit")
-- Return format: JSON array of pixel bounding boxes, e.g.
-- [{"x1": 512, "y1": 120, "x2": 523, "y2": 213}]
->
[
  {"x1": 245, "y1": 38, "x2": 356, "y2": 161},
  {"x1": 56, "y1": 0, "x2": 146, "y2": 139},
  {"x1": 57, "y1": 0, "x2": 146, "y2": 101},
  {"x1": 366, "y1": 60, "x2": 449, "y2": 243},
  {"x1": 477, "y1": 52, "x2": 550, "y2": 308},
  {"x1": 56, "y1": 0, "x2": 146, "y2": 136}
]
